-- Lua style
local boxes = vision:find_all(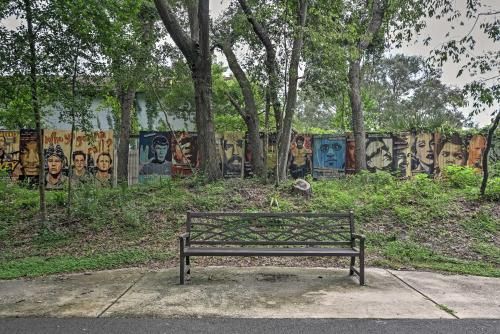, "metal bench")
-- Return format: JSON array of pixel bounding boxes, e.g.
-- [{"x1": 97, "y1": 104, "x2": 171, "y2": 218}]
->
[{"x1": 179, "y1": 211, "x2": 365, "y2": 285}]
